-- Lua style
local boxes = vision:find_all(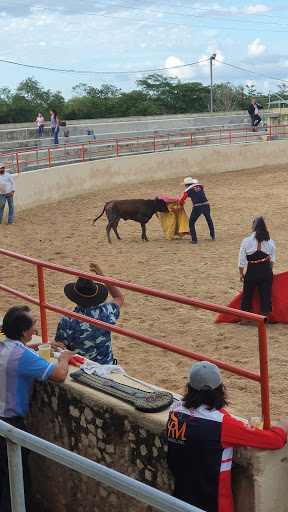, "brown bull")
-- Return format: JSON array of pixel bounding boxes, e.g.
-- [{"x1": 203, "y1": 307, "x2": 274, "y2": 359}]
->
[{"x1": 93, "y1": 197, "x2": 169, "y2": 243}]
